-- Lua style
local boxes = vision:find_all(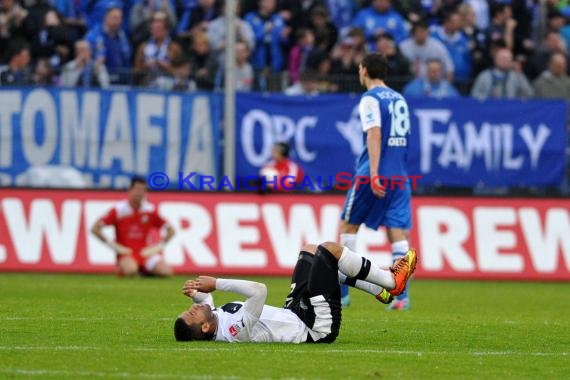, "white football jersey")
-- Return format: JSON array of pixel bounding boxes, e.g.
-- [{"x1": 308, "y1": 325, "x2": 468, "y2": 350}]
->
[
  {"x1": 214, "y1": 303, "x2": 309, "y2": 343},
  {"x1": 192, "y1": 279, "x2": 313, "y2": 343}
]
